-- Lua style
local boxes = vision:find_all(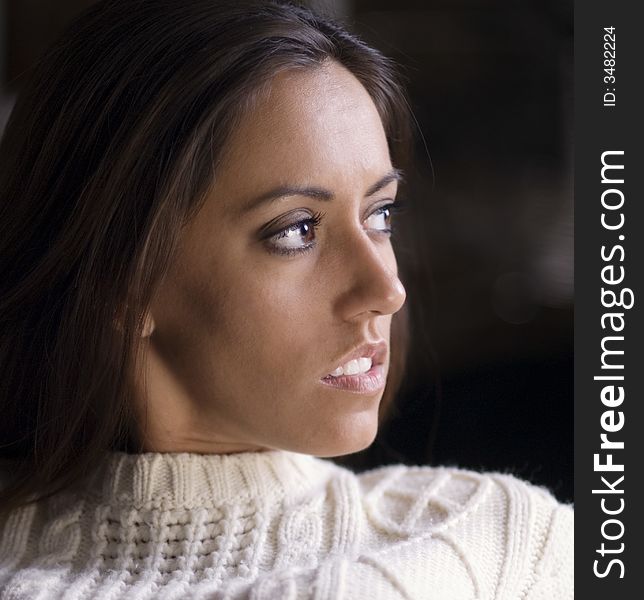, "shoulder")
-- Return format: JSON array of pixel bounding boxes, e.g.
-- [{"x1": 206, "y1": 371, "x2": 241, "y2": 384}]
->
[
  {"x1": 349, "y1": 463, "x2": 573, "y2": 599},
  {"x1": 354, "y1": 461, "x2": 571, "y2": 532}
]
